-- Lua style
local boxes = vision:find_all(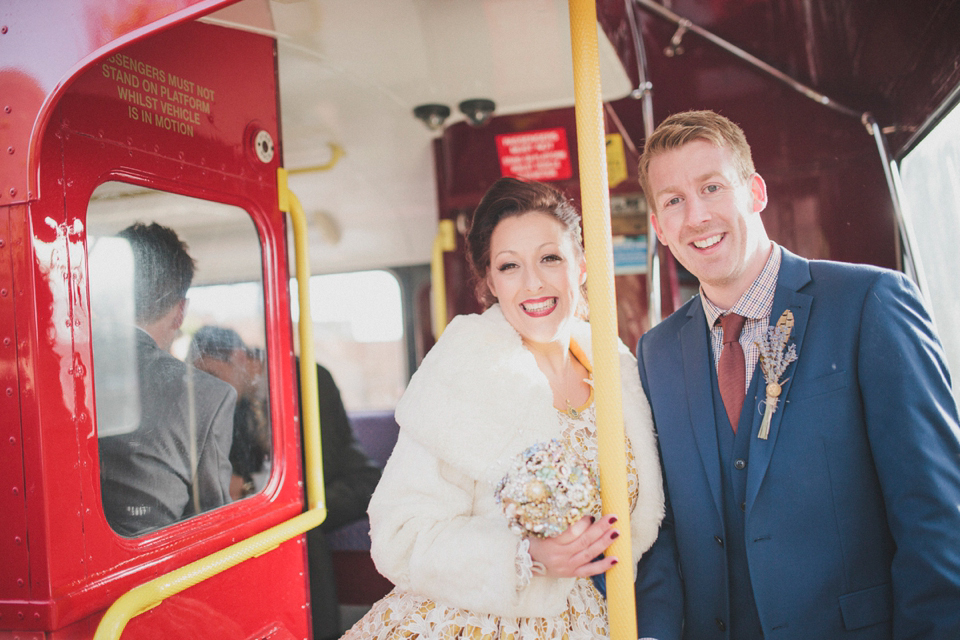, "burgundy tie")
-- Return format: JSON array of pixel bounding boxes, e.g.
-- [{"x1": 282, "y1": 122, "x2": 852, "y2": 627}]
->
[{"x1": 718, "y1": 313, "x2": 747, "y2": 433}]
